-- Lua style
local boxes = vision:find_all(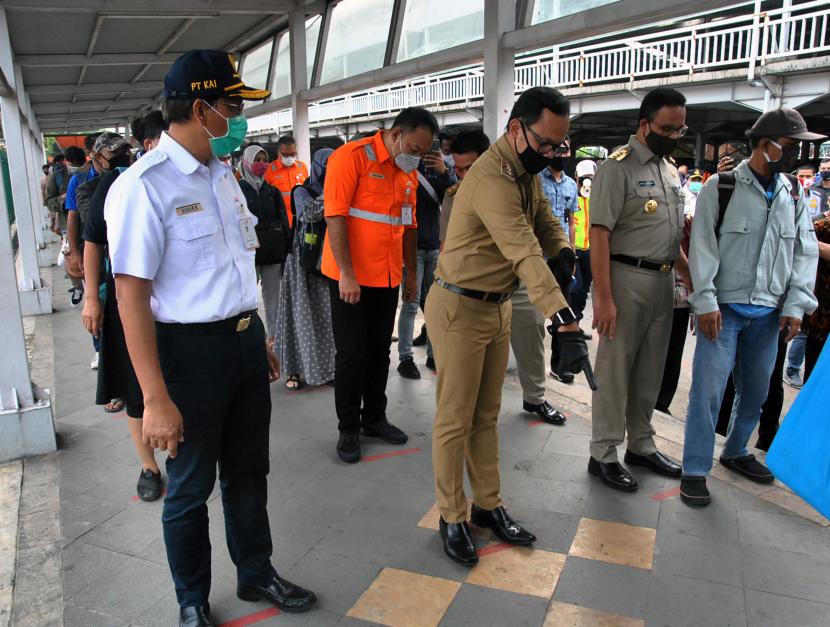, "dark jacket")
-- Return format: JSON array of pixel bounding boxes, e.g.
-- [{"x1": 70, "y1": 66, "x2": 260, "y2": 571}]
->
[
  {"x1": 416, "y1": 163, "x2": 454, "y2": 251},
  {"x1": 239, "y1": 179, "x2": 291, "y2": 266}
]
